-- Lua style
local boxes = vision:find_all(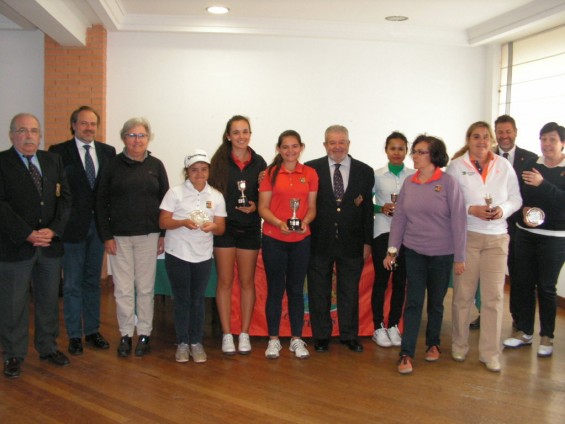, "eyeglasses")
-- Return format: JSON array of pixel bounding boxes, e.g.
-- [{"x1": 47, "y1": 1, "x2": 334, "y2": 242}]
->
[
  {"x1": 411, "y1": 150, "x2": 430, "y2": 156},
  {"x1": 12, "y1": 128, "x2": 40, "y2": 135},
  {"x1": 125, "y1": 133, "x2": 148, "y2": 139}
]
